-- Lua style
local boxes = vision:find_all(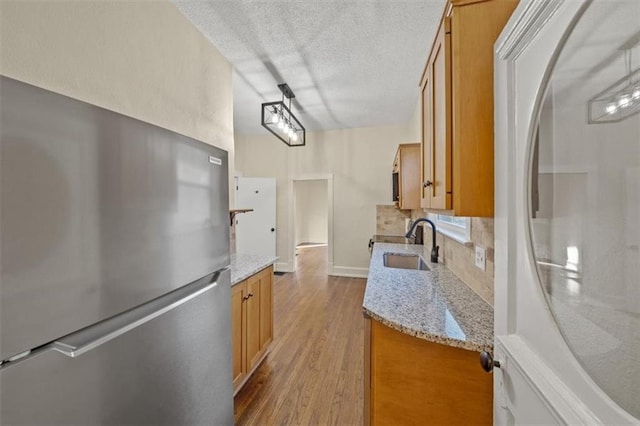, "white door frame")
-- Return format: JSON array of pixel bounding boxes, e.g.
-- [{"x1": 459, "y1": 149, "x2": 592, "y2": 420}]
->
[
  {"x1": 494, "y1": 0, "x2": 637, "y2": 423},
  {"x1": 284, "y1": 173, "x2": 334, "y2": 274}
]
